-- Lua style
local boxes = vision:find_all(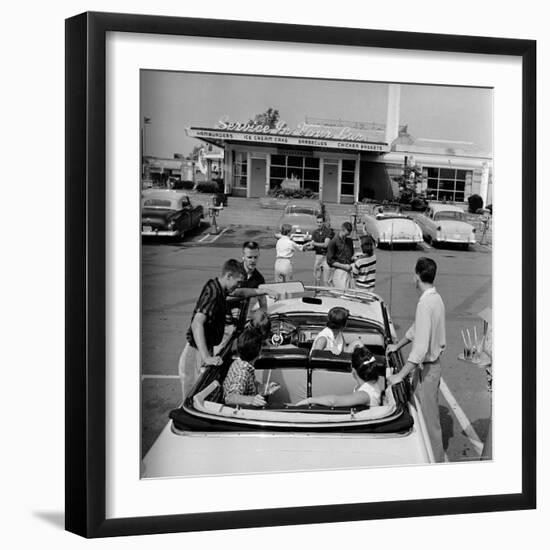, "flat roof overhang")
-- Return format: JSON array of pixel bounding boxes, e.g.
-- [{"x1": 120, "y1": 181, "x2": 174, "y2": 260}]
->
[{"x1": 187, "y1": 127, "x2": 390, "y2": 154}]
